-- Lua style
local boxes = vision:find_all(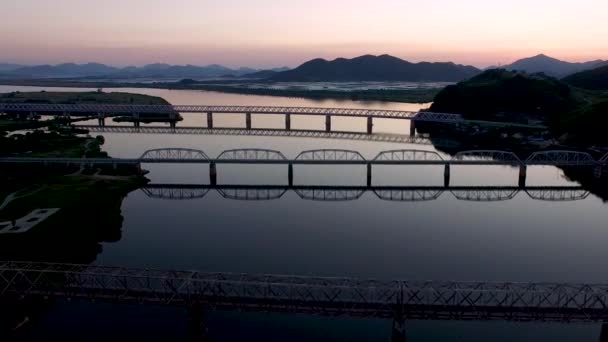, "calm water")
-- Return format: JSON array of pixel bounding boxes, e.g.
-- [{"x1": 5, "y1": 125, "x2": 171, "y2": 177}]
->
[{"x1": 2, "y1": 85, "x2": 607, "y2": 341}]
